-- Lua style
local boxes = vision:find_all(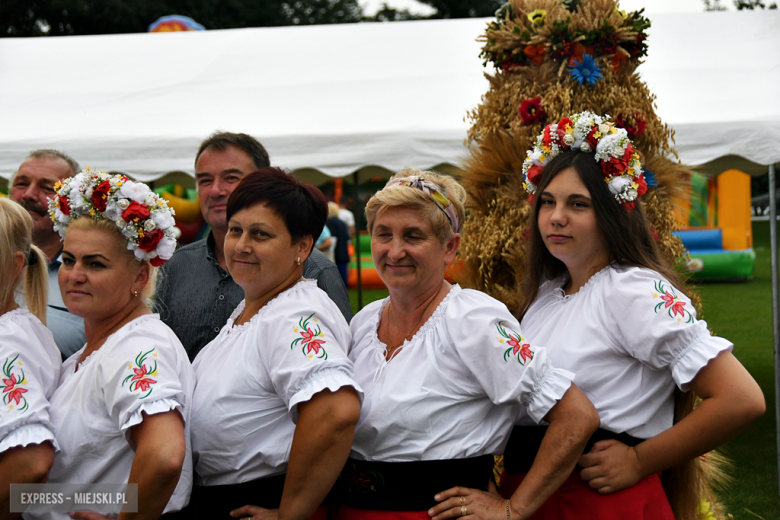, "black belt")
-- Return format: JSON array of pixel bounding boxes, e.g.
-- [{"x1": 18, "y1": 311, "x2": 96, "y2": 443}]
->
[
  {"x1": 179, "y1": 473, "x2": 287, "y2": 519},
  {"x1": 338, "y1": 455, "x2": 494, "y2": 511},
  {"x1": 503, "y1": 426, "x2": 645, "y2": 474}
]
